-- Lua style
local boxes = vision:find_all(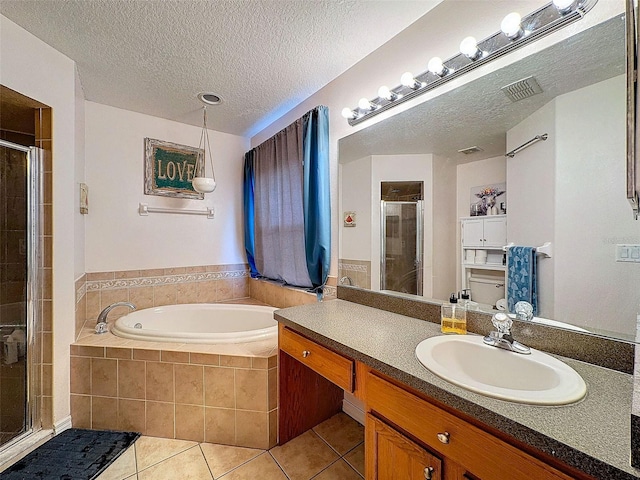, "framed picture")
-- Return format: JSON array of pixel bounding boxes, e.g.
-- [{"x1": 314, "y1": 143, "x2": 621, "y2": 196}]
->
[
  {"x1": 470, "y1": 182, "x2": 507, "y2": 216},
  {"x1": 144, "y1": 138, "x2": 204, "y2": 199},
  {"x1": 344, "y1": 211, "x2": 356, "y2": 227}
]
